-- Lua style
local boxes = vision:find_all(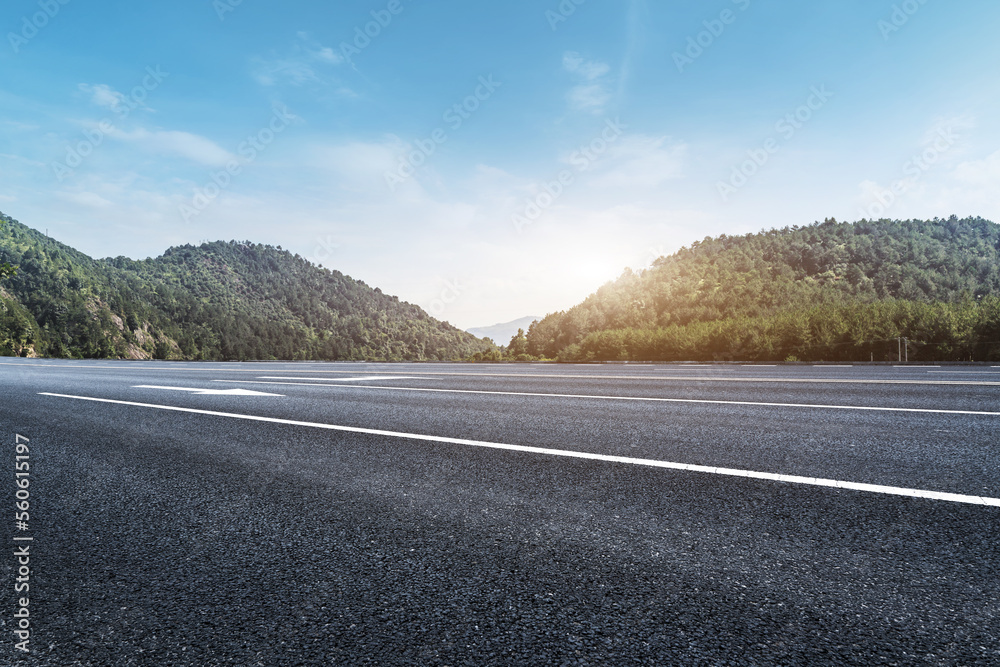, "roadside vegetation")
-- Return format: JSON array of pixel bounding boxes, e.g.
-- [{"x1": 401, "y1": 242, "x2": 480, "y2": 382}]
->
[{"x1": 512, "y1": 217, "x2": 1000, "y2": 362}]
